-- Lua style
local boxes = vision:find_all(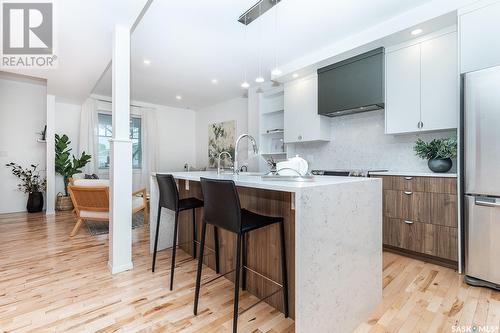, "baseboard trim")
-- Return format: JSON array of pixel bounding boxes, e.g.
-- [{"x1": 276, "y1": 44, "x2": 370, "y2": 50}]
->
[
  {"x1": 108, "y1": 261, "x2": 133, "y2": 274},
  {"x1": 383, "y1": 245, "x2": 458, "y2": 270}
]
